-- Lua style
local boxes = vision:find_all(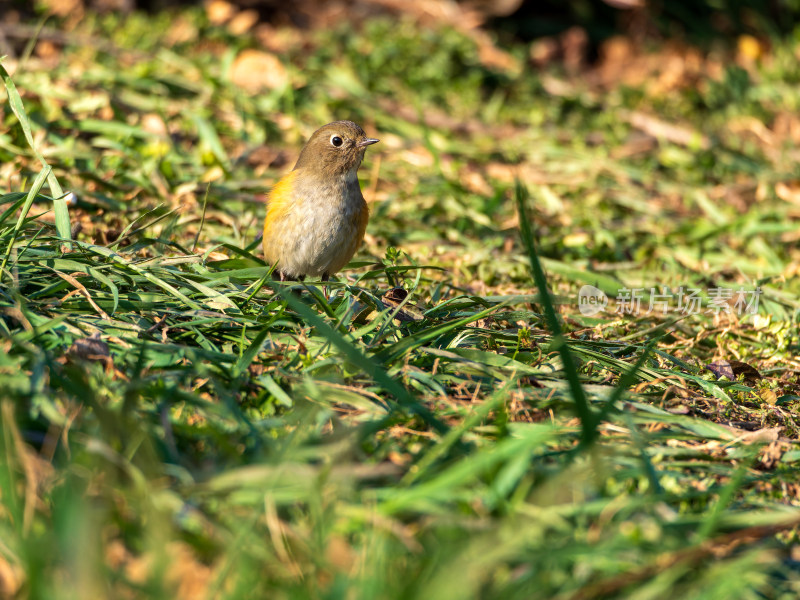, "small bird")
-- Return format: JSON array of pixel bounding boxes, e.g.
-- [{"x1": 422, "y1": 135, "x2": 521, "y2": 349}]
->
[{"x1": 262, "y1": 120, "x2": 379, "y2": 282}]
